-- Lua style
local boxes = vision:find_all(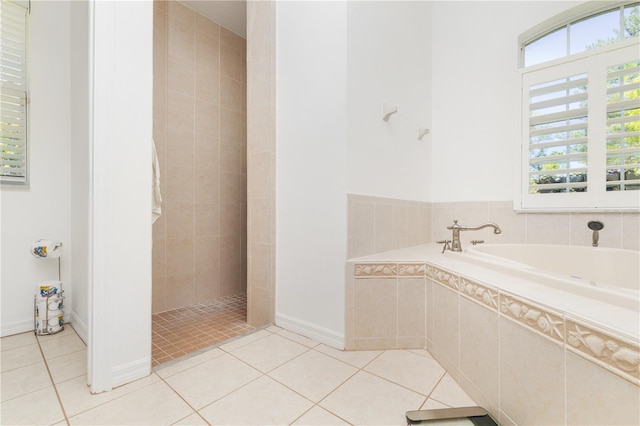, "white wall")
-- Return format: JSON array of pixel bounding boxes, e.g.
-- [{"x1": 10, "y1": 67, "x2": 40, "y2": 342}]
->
[
  {"x1": 346, "y1": 1, "x2": 433, "y2": 202},
  {"x1": 1, "y1": 1, "x2": 72, "y2": 337},
  {"x1": 275, "y1": 1, "x2": 437, "y2": 346},
  {"x1": 429, "y1": 1, "x2": 578, "y2": 203},
  {"x1": 89, "y1": 0, "x2": 153, "y2": 391},
  {"x1": 69, "y1": 0, "x2": 90, "y2": 343},
  {"x1": 276, "y1": 1, "x2": 348, "y2": 346}
]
